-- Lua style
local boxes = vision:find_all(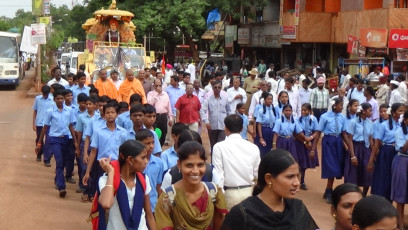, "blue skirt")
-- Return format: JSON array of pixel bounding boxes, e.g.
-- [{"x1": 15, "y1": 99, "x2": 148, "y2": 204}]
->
[
  {"x1": 371, "y1": 145, "x2": 396, "y2": 200},
  {"x1": 256, "y1": 126, "x2": 274, "y2": 157},
  {"x1": 277, "y1": 136, "x2": 298, "y2": 162},
  {"x1": 295, "y1": 139, "x2": 319, "y2": 169},
  {"x1": 344, "y1": 141, "x2": 372, "y2": 187},
  {"x1": 391, "y1": 154, "x2": 408, "y2": 204},
  {"x1": 321, "y1": 135, "x2": 344, "y2": 179}
]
